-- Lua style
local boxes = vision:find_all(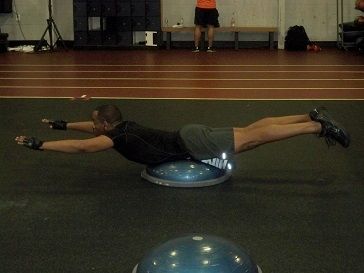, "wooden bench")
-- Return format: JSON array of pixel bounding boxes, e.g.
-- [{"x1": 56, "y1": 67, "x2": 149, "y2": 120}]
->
[{"x1": 162, "y1": 26, "x2": 278, "y2": 50}]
